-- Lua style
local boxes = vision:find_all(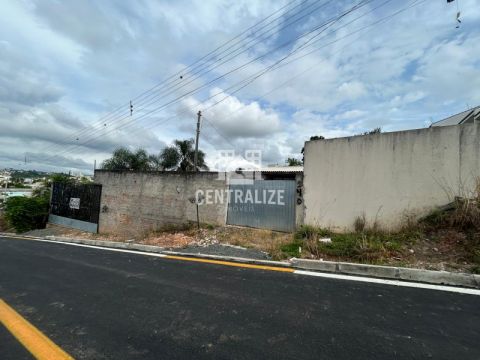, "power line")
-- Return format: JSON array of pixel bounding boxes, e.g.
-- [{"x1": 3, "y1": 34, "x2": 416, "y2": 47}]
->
[
  {"x1": 110, "y1": 0, "x2": 335, "y2": 114},
  {"x1": 39, "y1": 0, "x2": 340, "y2": 159},
  {"x1": 201, "y1": 0, "x2": 427, "y2": 154},
  {"x1": 41, "y1": 0, "x2": 393, "y2": 165},
  {"x1": 110, "y1": 0, "x2": 428, "y2": 152},
  {"x1": 44, "y1": 0, "x2": 371, "y2": 162},
  {"x1": 35, "y1": 0, "x2": 313, "y2": 155},
  {"x1": 42, "y1": 0, "x2": 425, "y2": 166}
]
